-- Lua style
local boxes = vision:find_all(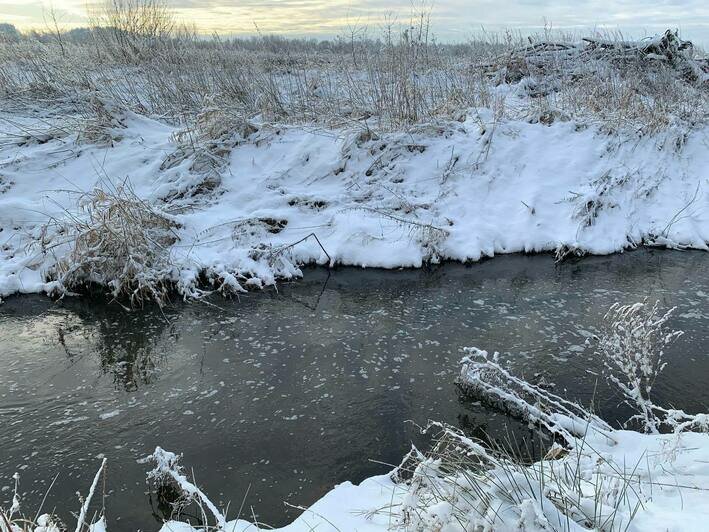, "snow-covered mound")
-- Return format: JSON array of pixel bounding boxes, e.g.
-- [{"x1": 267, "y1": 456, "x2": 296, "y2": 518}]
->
[{"x1": 0, "y1": 107, "x2": 707, "y2": 300}]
